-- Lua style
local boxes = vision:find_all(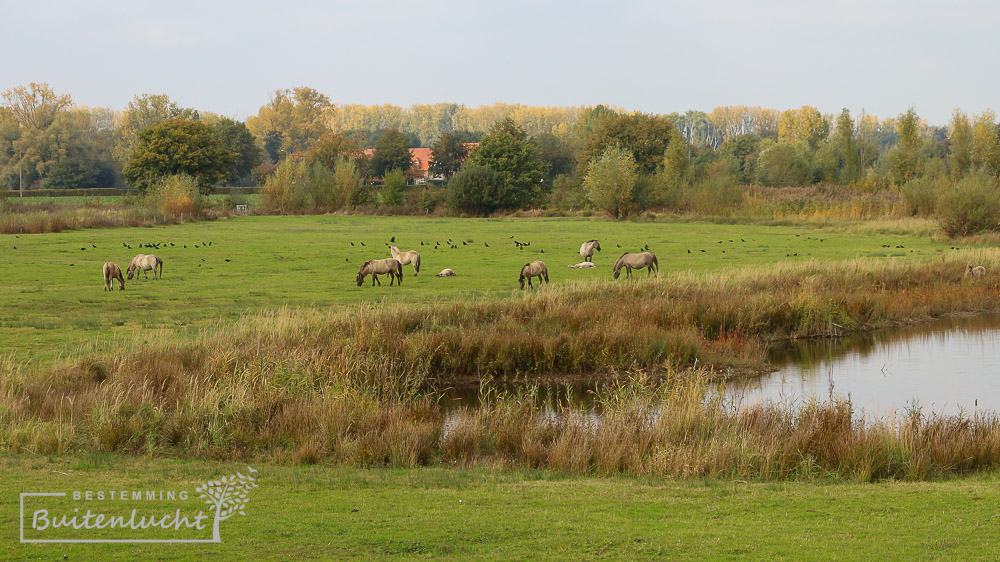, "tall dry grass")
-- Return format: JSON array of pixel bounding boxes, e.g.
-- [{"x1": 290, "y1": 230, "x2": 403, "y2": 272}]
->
[{"x1": 5, "y1": 254, "x2": 1000, "y2": 478}]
